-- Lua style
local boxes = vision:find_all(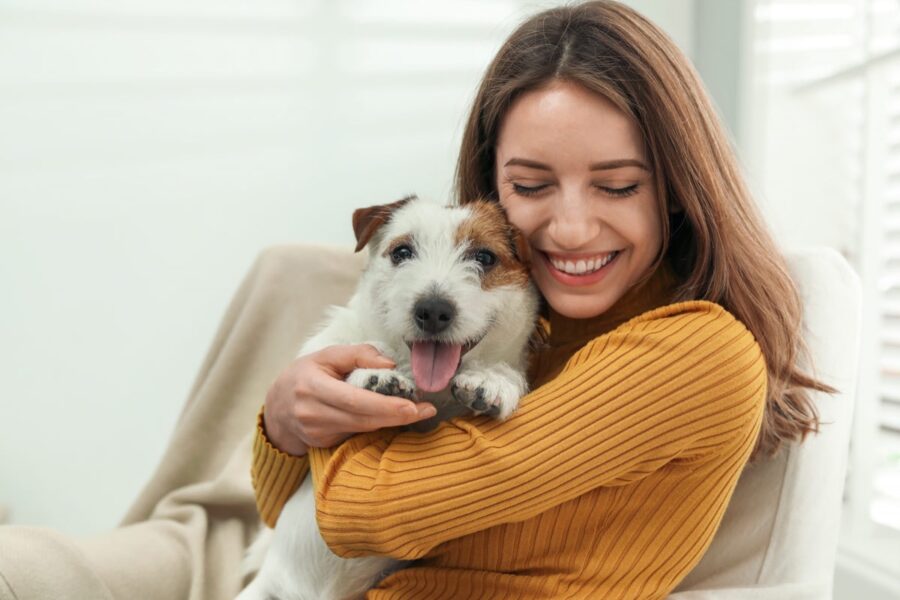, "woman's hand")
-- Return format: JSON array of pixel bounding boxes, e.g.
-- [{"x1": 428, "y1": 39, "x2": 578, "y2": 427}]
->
[{"x1": 263, "y1": 344, "x2": 437, "y2": 456}]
